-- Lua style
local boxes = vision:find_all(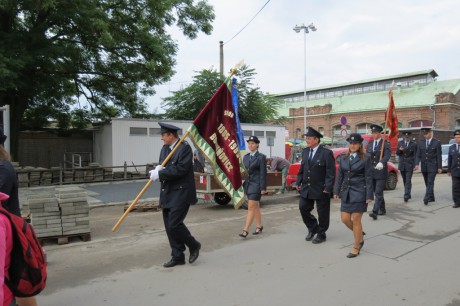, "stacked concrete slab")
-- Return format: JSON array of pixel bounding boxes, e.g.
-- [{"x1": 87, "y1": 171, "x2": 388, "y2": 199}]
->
[
  {"x1": 28, "y1": 188, "x2": 63, "y2": 238},
  {"x1": 25, "y1": 186, "x2": 91, "y2": 239},
  {"x1": 56, "y1": 187, "x2": 90, "y2": 236}
]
